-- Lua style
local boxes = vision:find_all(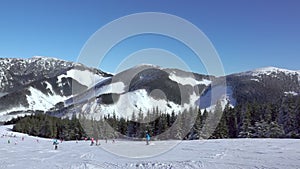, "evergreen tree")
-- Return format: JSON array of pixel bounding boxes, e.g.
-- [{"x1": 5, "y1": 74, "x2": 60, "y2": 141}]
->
[
  {"x1": 225, "y1": 105, "x2": 238, "y2": 138},
  {"x1": 212, "y1": 101, "x2": 228, "y2": 139},
  {"x1": 238, "y1": 107, "x2": 254, "y2": 138}
]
